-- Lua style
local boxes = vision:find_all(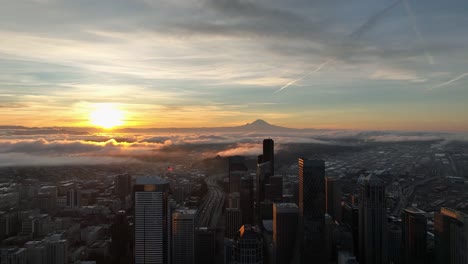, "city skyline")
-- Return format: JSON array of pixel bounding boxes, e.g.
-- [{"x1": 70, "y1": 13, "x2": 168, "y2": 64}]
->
[{"x1": 1, "y1": 0, "x2": 467, "y2": 131}]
